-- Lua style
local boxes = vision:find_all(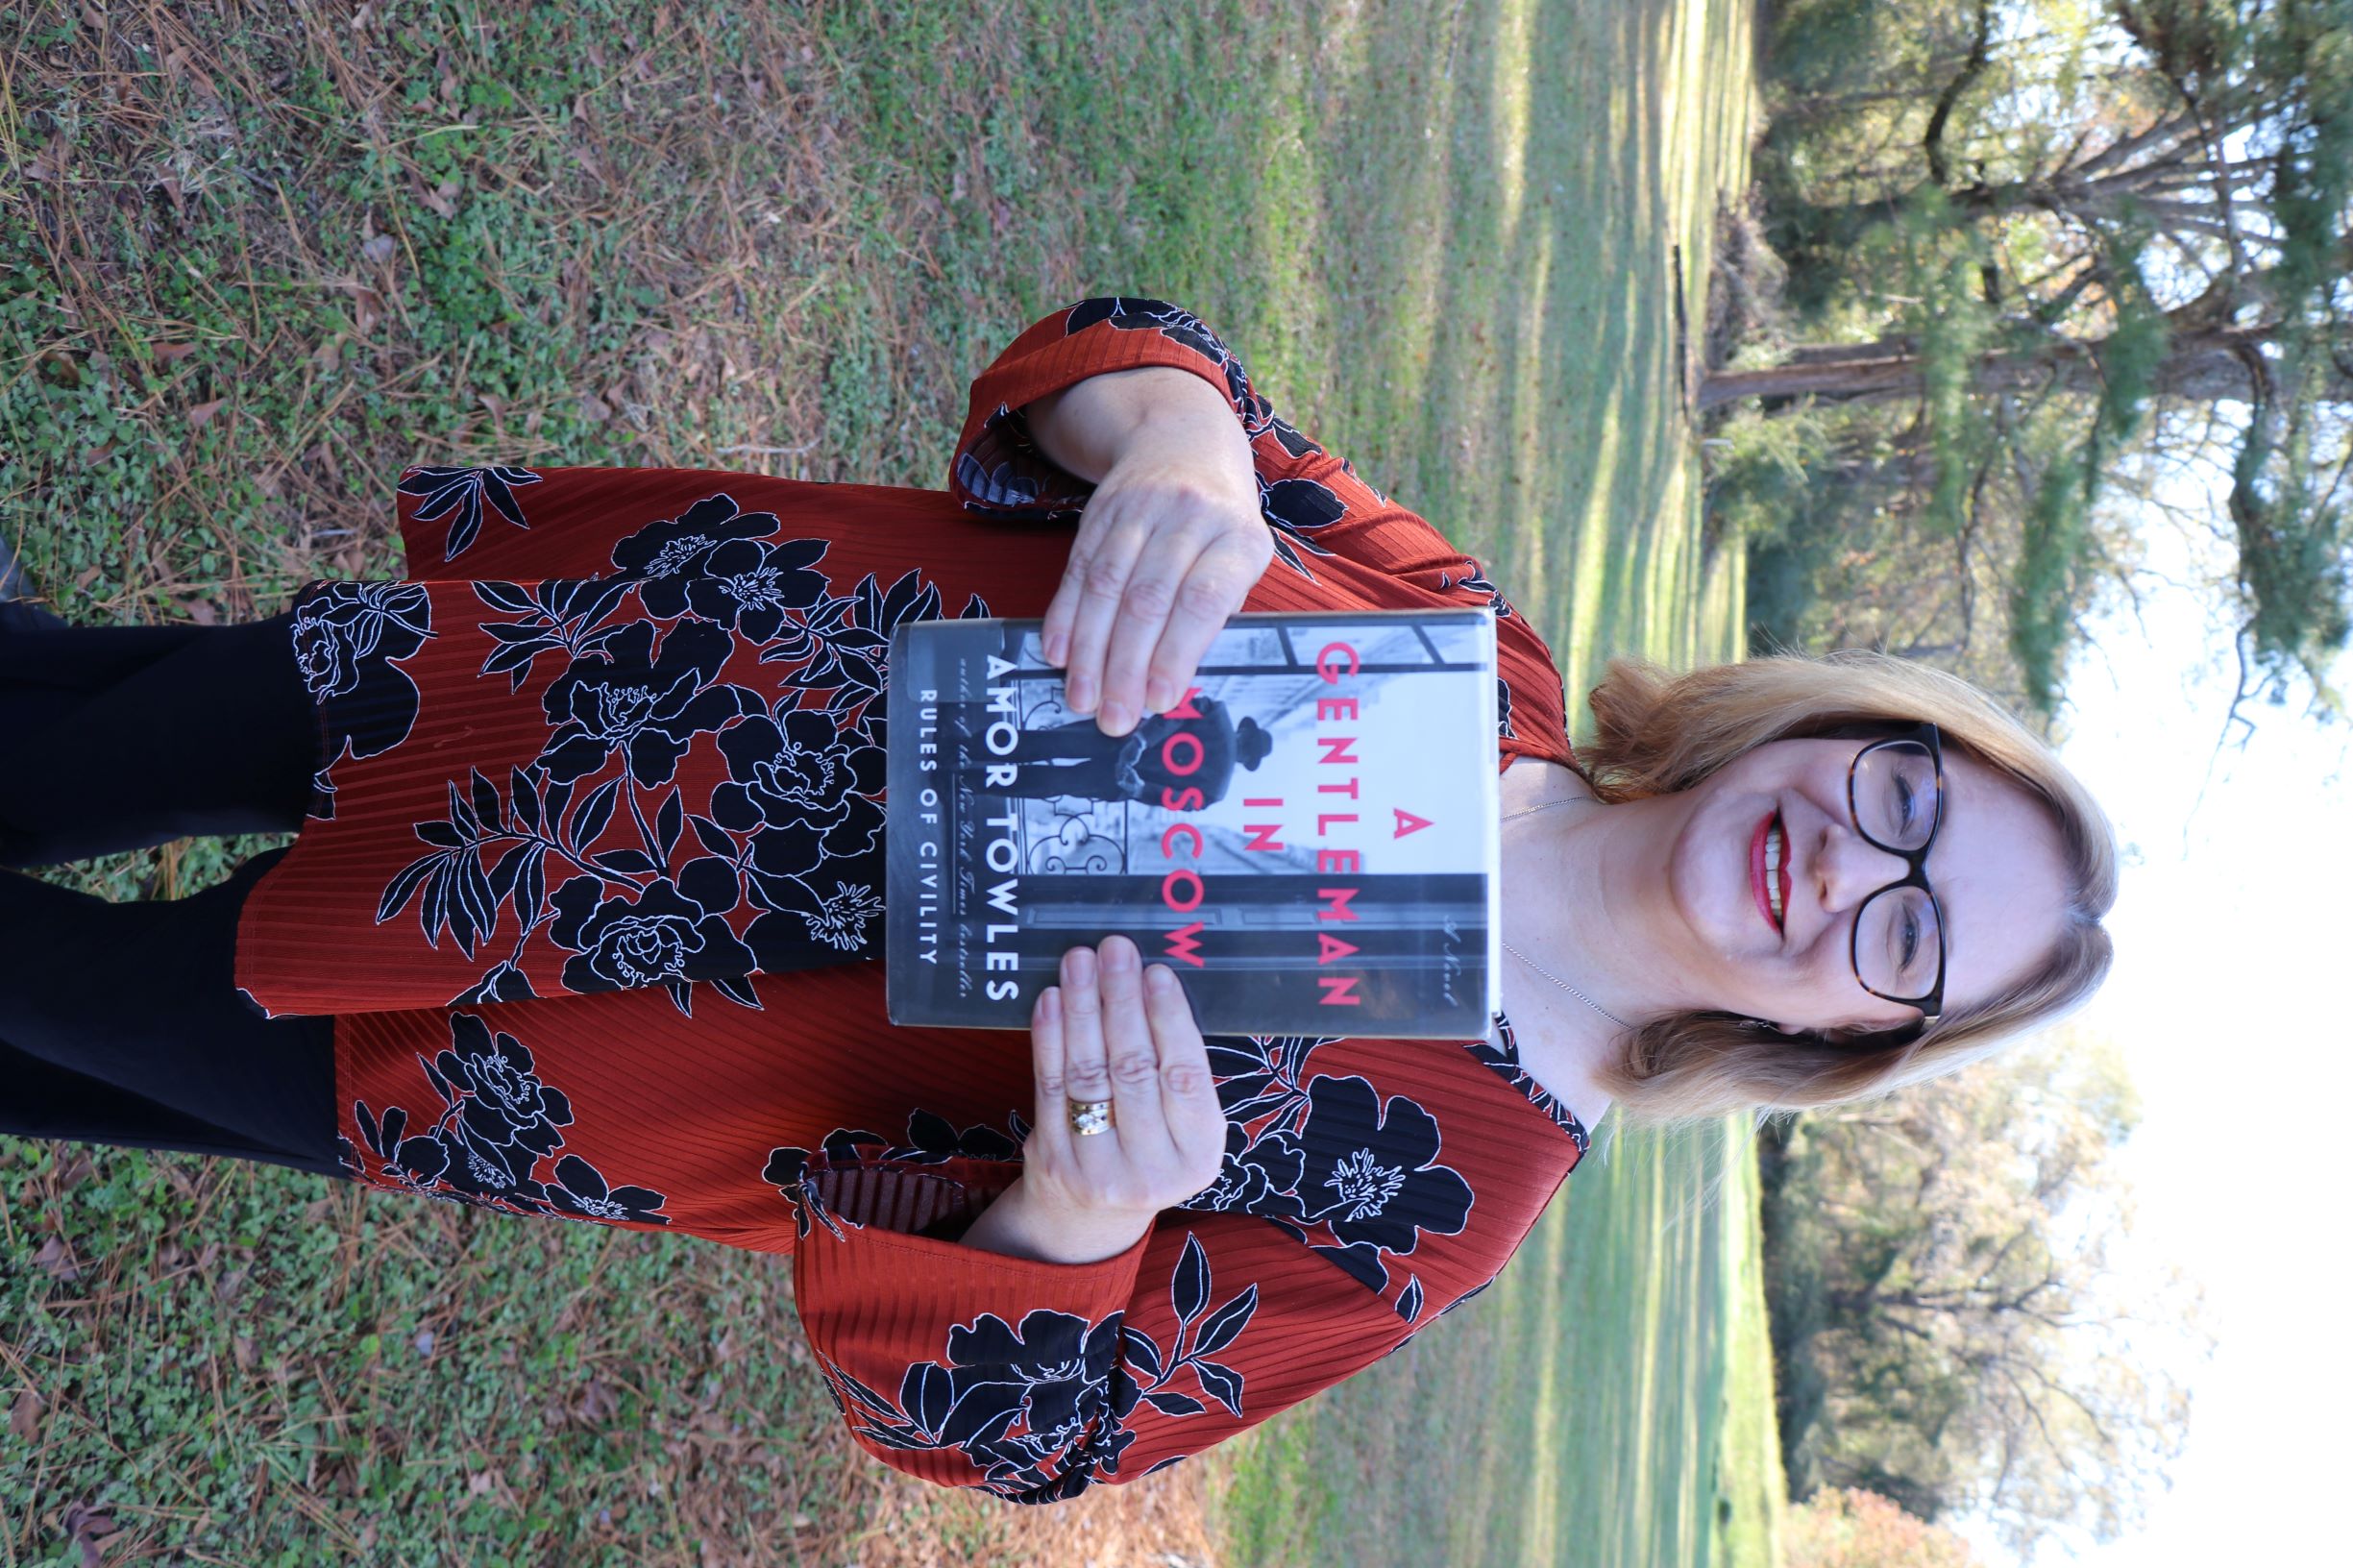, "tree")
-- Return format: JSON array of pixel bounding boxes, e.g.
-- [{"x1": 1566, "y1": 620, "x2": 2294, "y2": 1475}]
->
[
  {"x1": 1712, "y1": 0, "x2": 2353, "y2": 714},
  {"x1": 1758, "y1": 1028, "x2": 2213, "y2": 1558},
  {"x1": 1787, "y1": 1487, "x2": 1985, "y2": 1568}
]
